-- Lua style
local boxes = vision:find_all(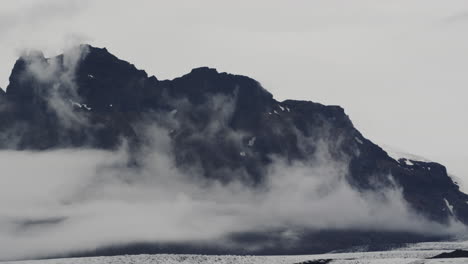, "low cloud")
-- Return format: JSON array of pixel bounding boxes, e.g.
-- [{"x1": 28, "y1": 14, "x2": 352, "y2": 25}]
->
[{"x1": 0, "y1": 122, "x2": 465, "y2": 260}]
